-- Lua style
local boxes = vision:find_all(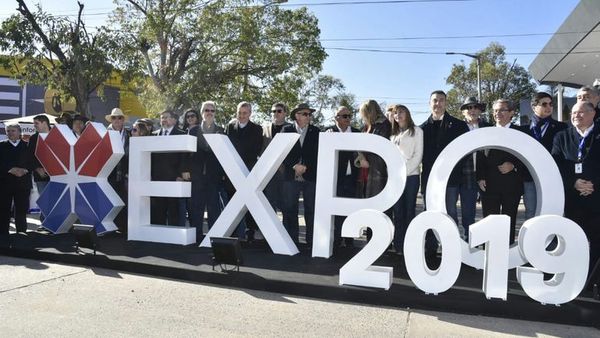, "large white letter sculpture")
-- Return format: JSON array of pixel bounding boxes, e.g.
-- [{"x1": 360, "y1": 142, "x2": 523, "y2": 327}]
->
[
  {"x1": 199, "y1": 133, "x2": 300, "y2": 256},
  {"x1": 313, "y1": 133, "x2": 406, "y2": 258},
  {"x1": 423, "y1": 127, "x2": 564, "y2": 270},
  {"x1": 128, "y1": 135, "x2": 197, "y2": 245}
]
